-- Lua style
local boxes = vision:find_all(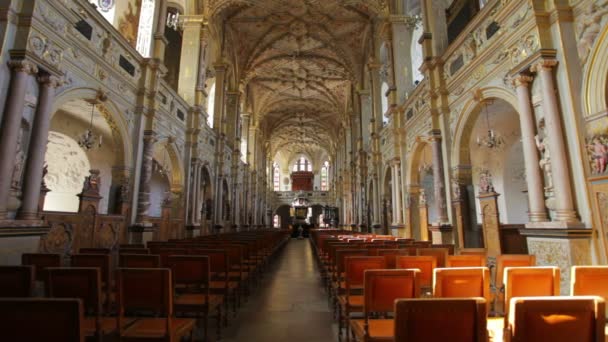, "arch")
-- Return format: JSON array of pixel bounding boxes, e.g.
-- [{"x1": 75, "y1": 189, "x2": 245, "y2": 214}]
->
[
  {"x1": 154, "y1": 137, "x2": 184, "y2": 193},
  {"x1": 582, "y1": 23, "x2": 608, "y2": 116},
  {"x1": 450, "y1": 87, "x2": 519, "y2": 167},
  {"x1": 405, "y1": 140, "x2": 431, "y2": 186},
  {"x1": 51, "y1": 87, "x2": 133, "y2": 169}
]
